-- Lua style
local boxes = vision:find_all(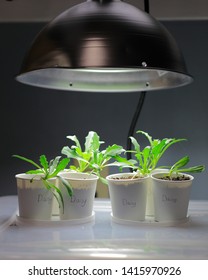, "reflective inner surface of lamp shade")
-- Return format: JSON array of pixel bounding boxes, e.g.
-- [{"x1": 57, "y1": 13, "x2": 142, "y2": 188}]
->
[
  {"x1": 16, "y1": 0, "x2": 193, "y2": 92},
  {"x1": 17, "y1": 68, "x2": 192, "y2": 92}
]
